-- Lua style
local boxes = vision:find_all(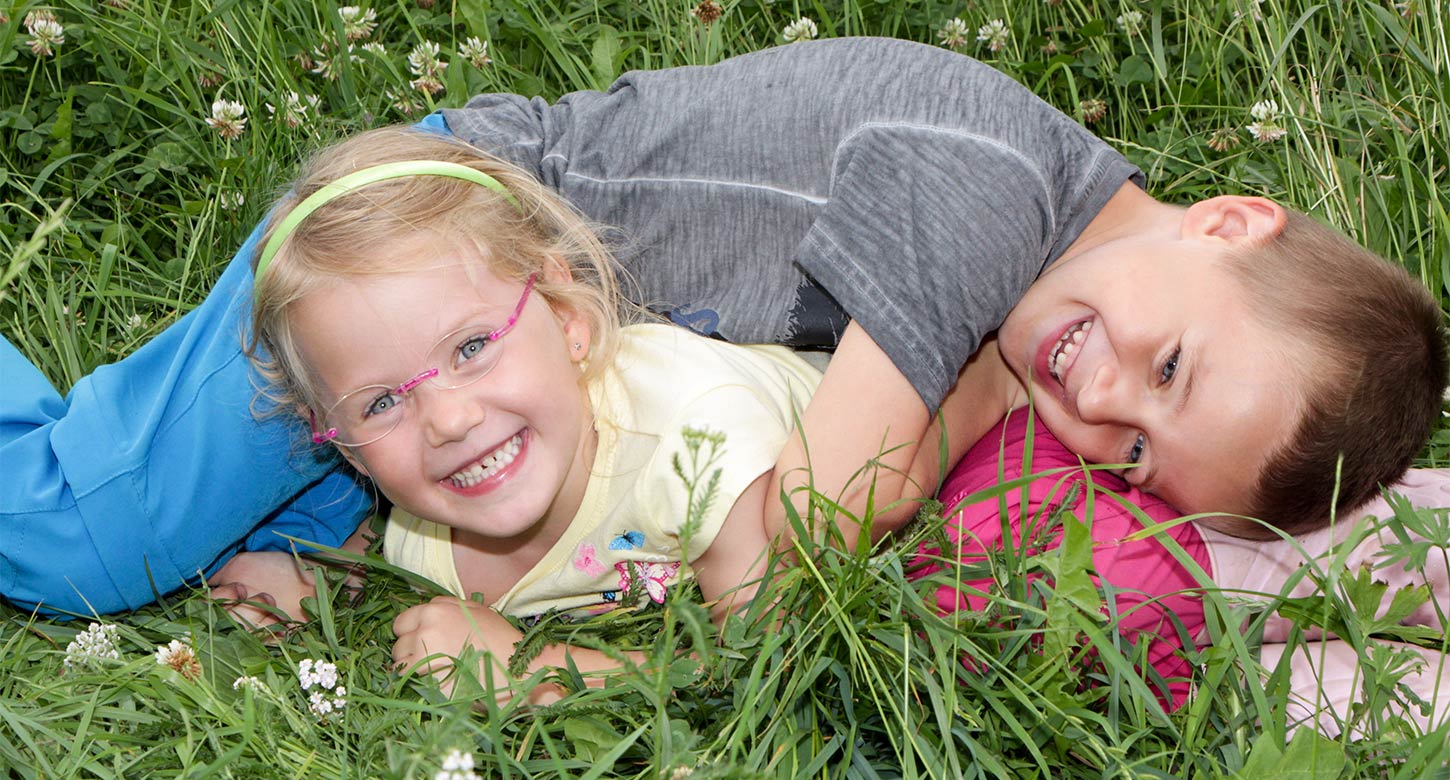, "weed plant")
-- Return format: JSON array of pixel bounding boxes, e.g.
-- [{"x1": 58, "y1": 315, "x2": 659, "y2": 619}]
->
[{"x1": 3, "y1": 0, "x2": 1450, "y2": 777}]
